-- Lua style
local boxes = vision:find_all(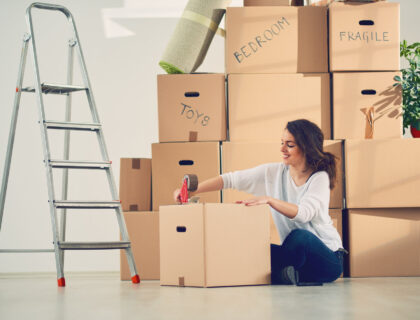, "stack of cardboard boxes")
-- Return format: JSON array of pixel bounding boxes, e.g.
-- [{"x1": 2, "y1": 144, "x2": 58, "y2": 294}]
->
[
  {"x1": 119, "y1": 0, "x2": 420, "y2": 284},
  {"x1": 329, "y1": 1, "x2": 420, "y2": 277}
]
